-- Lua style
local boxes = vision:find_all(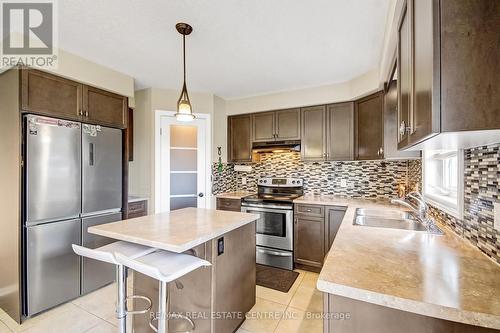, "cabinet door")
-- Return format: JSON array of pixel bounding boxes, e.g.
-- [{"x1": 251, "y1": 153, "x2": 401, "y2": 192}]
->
[
  {"x1": 301, "y1": 105, "x2": 326, "y2": 161},
  {"x1": 83, "y1": 86, "x2": 128, "y2": 129},
  {"x1": 21, "y1": 69, "x2": 83, "y2": 121},
  {"x1": 216, "y1": 198, "x2": 241, "y2": 212},
  {"x1": 275, "y1": 108, "x2": 301, "y2": 140},
  {"x1": 324, "y1": 207, "x2": 346, "y2": 255},
  {"x1": 411, "y1": 0, "x2": 440, "y2": 145},
  {"x1": 252, "y1": 112, "x2": 275, "y2": 142},
  {"x1": 228, "y1": 115, "x2": 253, "y2": 162},
  {"x1": 294, "y1": 216, "x2": 324, "y2": 268},
  {"x1": 355, "y1": 93, "x2": 384, "y2": 160},
  {"x1": 439, "y1": 0, "x2": 500, "y2": 132},
  {"x1": 397, "y1": 3, "x2": 412, "y2": 149},
  {"x1": 327, "y1": 102, "x2": 354, "y2": 160}
]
